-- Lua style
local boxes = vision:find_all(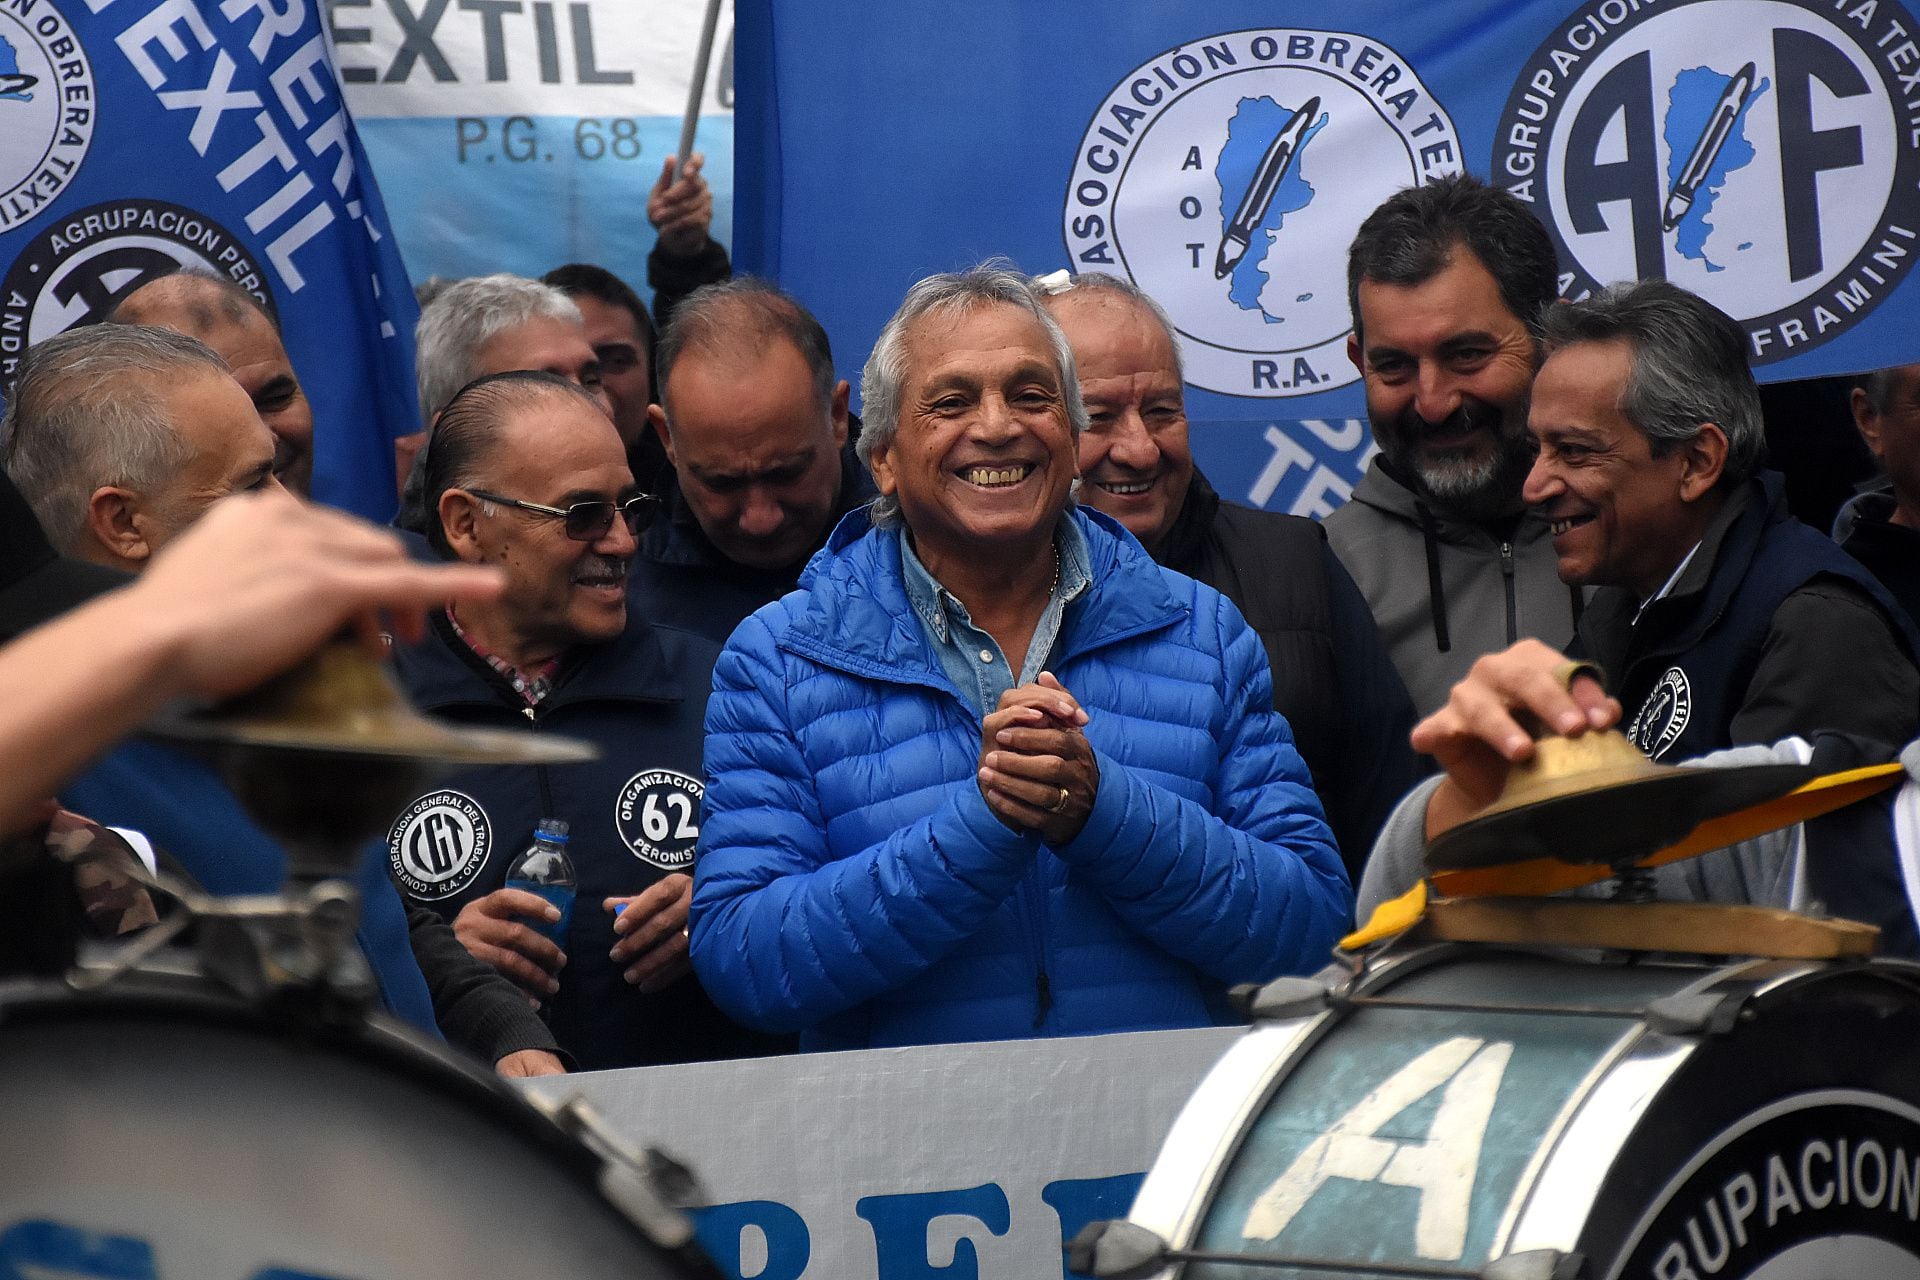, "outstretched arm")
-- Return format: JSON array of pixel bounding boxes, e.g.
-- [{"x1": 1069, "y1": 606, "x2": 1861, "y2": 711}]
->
[{"x1": 0, "y1": 492, "x2": 501, "y2": 835}]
